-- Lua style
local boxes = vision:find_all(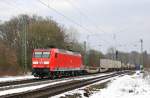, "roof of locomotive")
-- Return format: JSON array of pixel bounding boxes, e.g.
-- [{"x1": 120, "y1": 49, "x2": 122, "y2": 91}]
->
[
  {"x1": 33, "y1": 48, "x2": 51, "y2": 52},
  {"x1": 57, "y1": 49, "x2": 81, "y2": 56},
  {"x1": 33, "y1": 48, "x2": 81, "y2": 56}
]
